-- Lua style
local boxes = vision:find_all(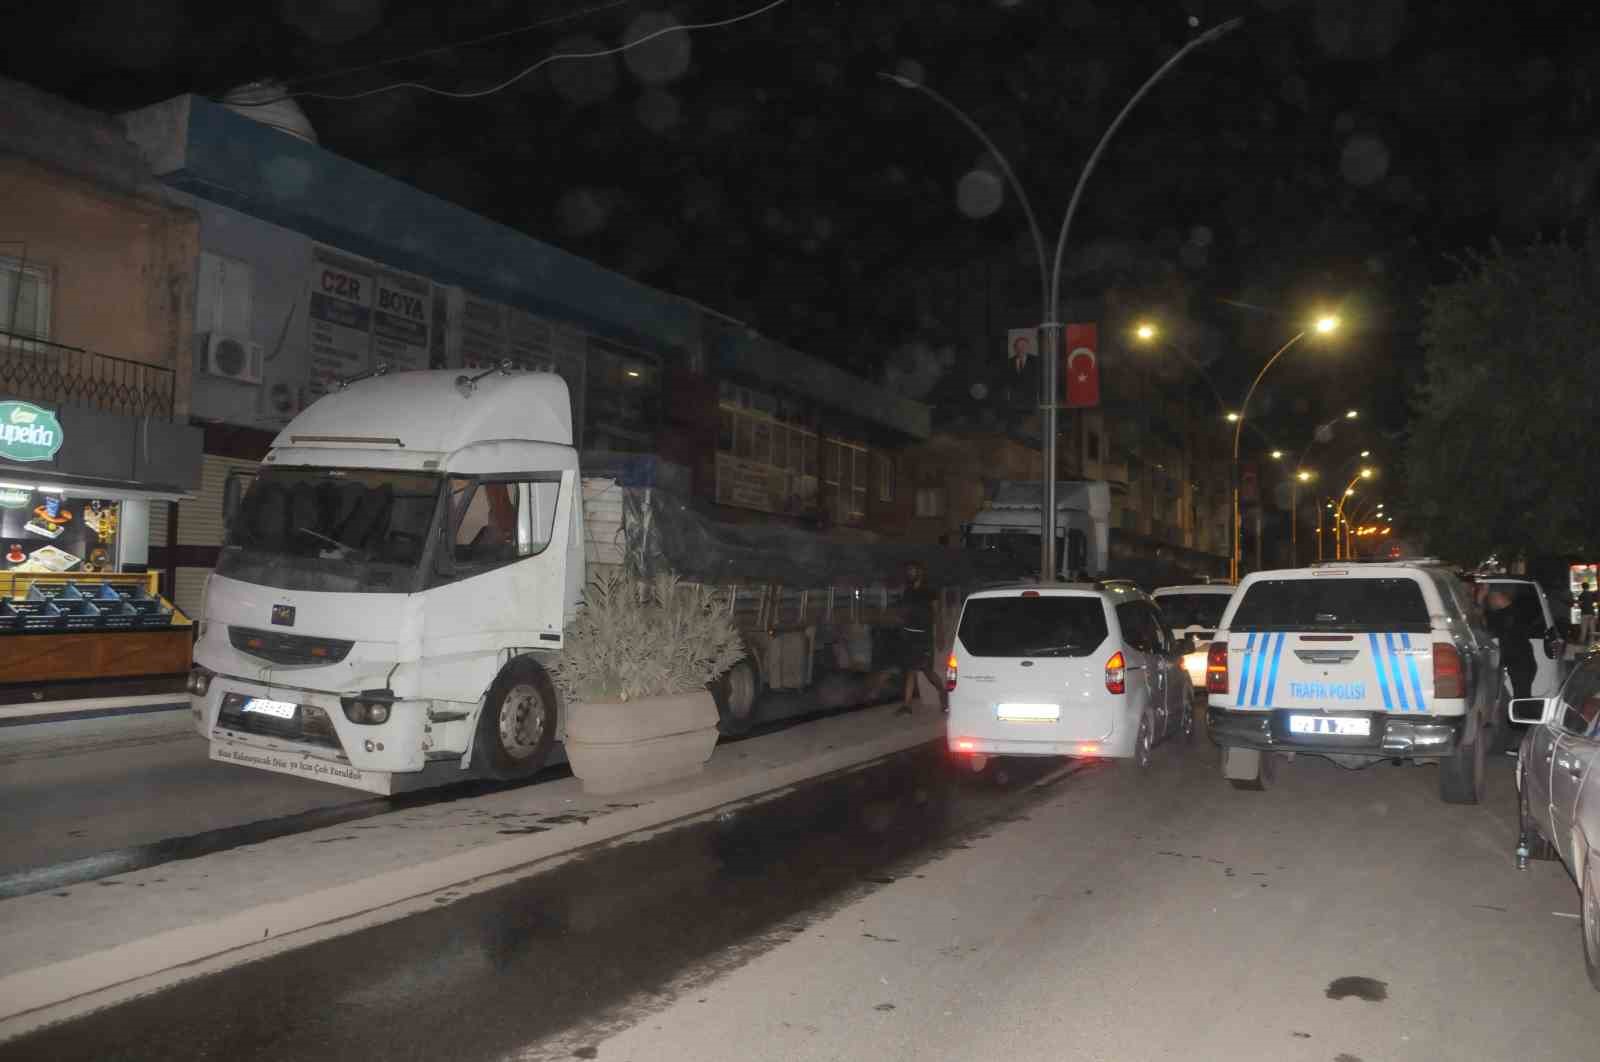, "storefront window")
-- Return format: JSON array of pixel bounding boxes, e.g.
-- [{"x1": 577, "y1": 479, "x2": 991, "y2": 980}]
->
[{"x1": 1, "y1": 488, "x2": 120, "y2": 574}]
